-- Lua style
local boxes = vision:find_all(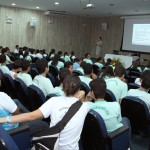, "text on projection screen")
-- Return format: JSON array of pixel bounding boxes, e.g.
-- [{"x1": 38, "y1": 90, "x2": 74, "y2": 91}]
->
[{"x1": 132, "y1": 24, "x2": 150, "y2": 46}]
